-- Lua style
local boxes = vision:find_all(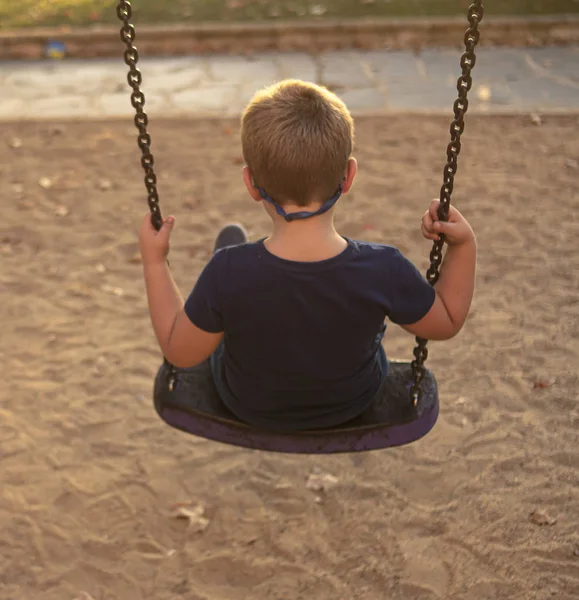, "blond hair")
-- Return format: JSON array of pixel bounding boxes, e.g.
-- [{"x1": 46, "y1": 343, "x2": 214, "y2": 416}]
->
[{"x1": 241, "y1": 80, "x2": 354, "y2": 207}]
